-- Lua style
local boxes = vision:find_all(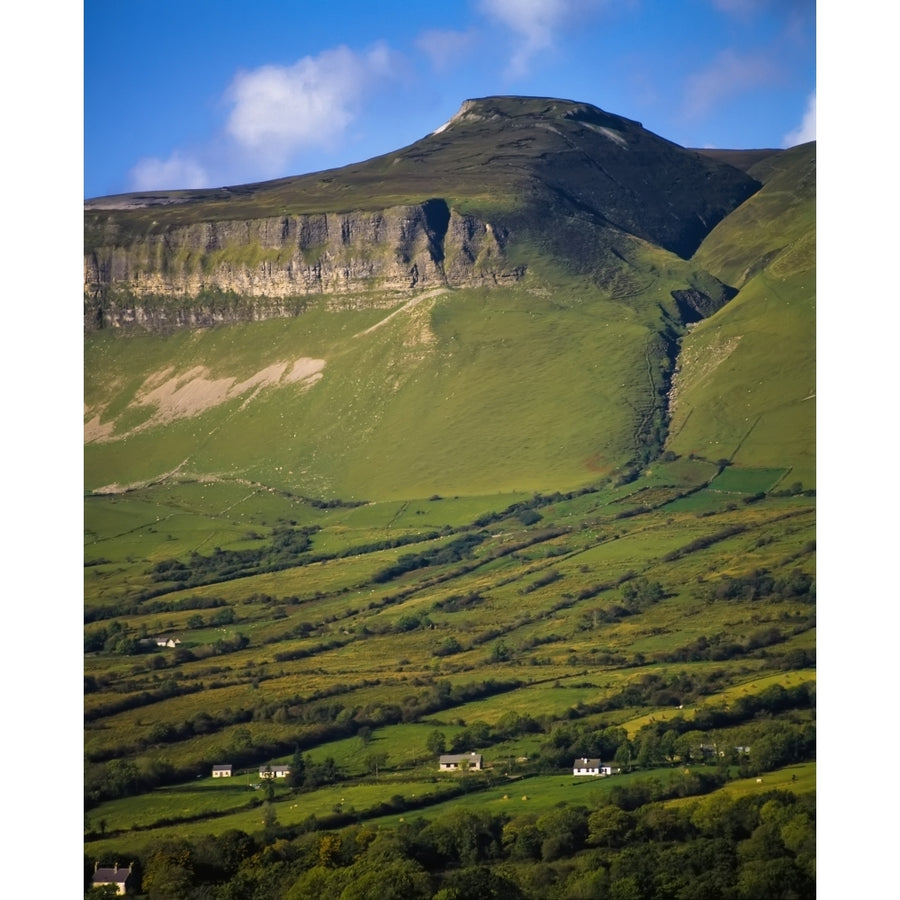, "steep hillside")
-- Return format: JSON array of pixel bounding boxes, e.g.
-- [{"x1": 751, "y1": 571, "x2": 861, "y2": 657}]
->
[
  {"x1": 84, "y1": 267, "x2": 710, "y2": 499},
  {"x1": 666, "y1": 142, "x2": 816, "y2": 487},
  {"x1": 84, "y1": 96, "x2": 759, "y2": 331},
  {"x1": 85, "y1": 96, "x2": 792, "y2": 499}
]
